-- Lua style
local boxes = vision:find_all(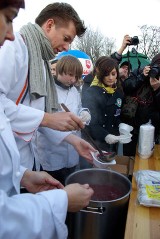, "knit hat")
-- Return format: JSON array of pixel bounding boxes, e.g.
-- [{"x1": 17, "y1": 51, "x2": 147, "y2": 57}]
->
[
  {"x1": 120, "y1": 61, "x2": 132, "y2": 70},
  {"x1": 151, "y1": 53, "x2": 160, "y2": 66}
]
